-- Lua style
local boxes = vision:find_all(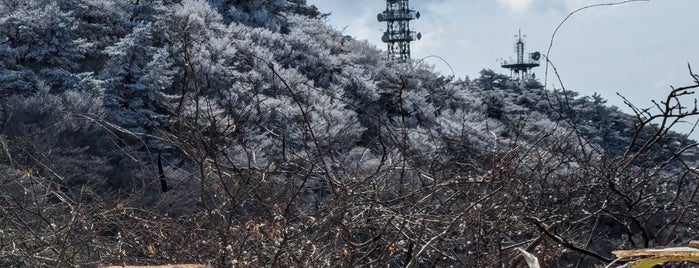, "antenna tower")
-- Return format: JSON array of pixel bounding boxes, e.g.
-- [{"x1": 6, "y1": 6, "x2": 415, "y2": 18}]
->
[
  {"x1": 501, "y1": 30, "x2": 540, "y2": 80},
  {"x1": 377, "y1": 0, "x2": 421, "y2": 63}
]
